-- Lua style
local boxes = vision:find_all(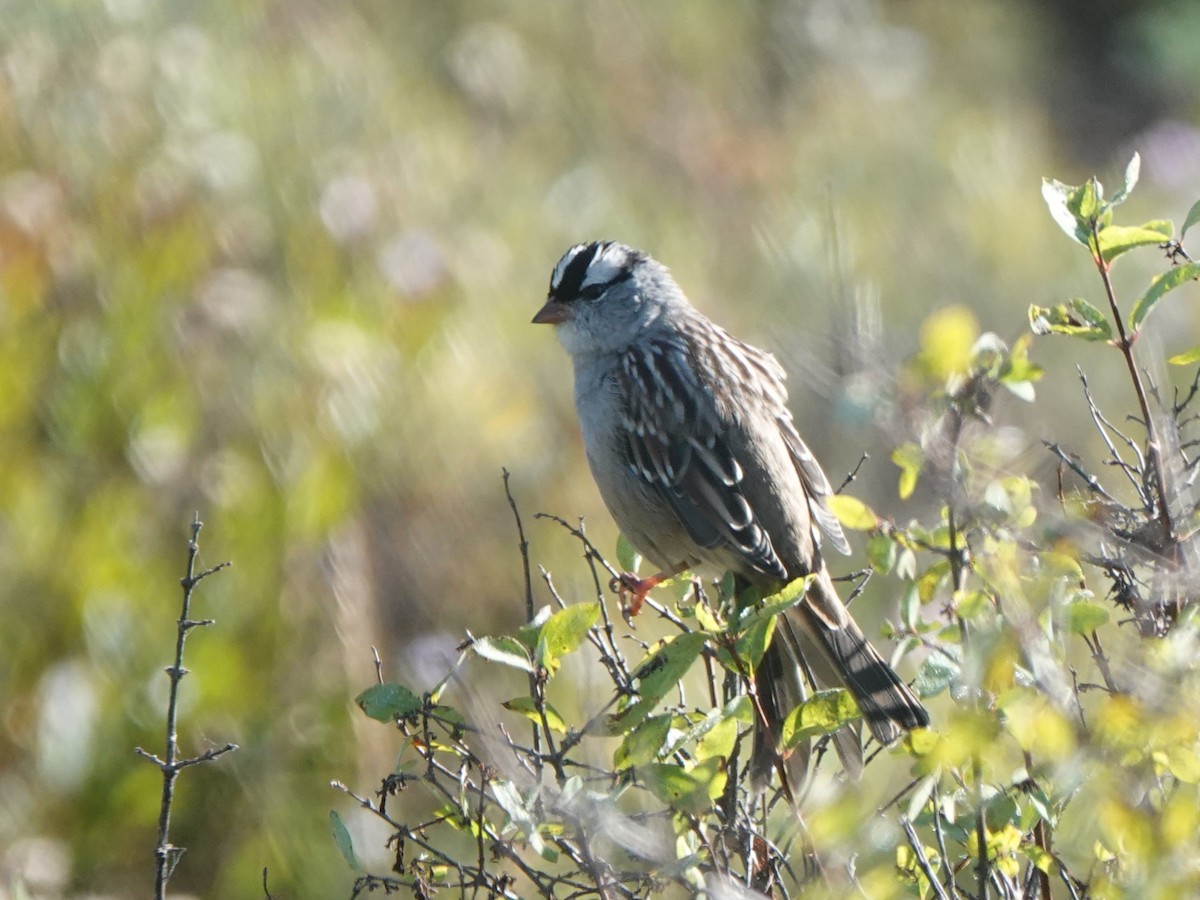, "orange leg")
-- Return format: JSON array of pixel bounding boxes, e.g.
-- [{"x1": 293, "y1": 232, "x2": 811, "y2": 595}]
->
[{"x1": 609, "y1": 563, "x2": 690, "y2": 618}]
